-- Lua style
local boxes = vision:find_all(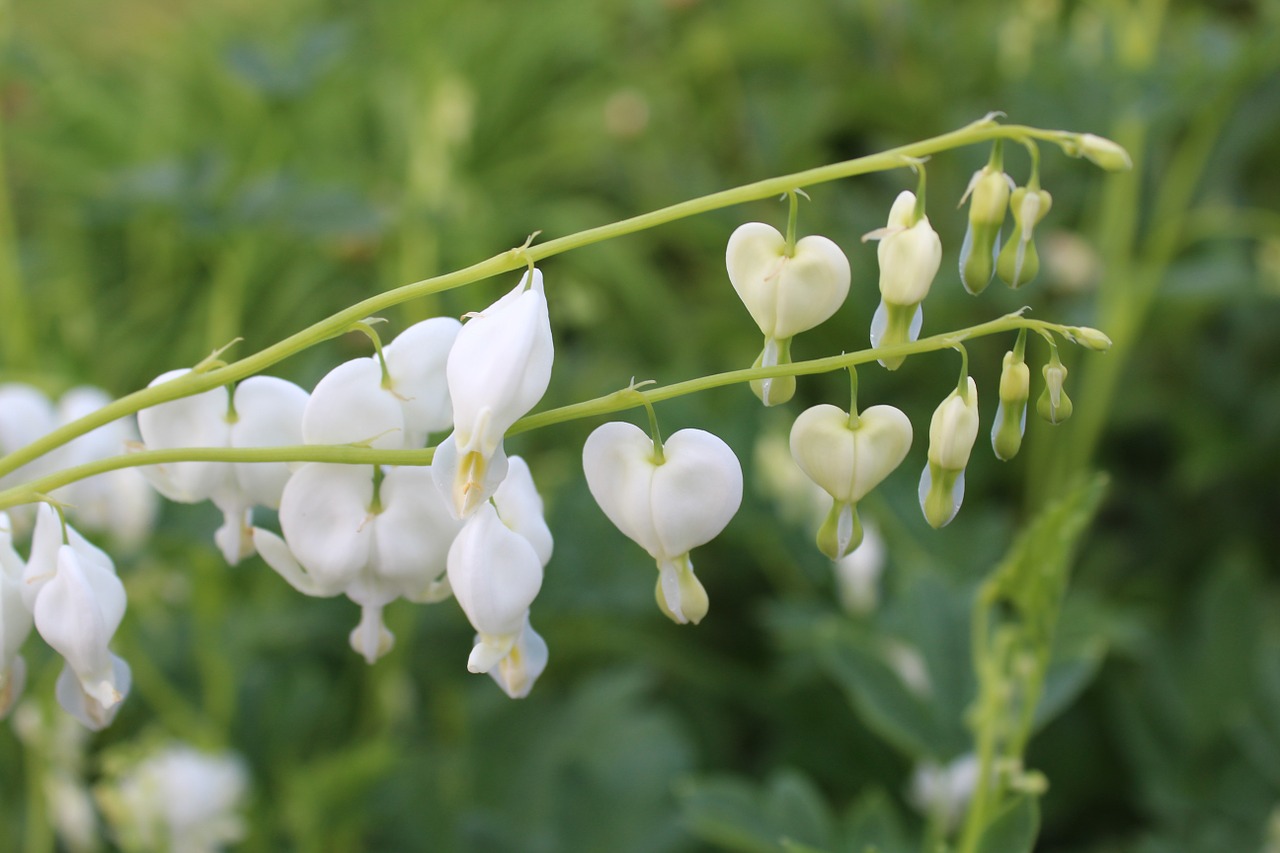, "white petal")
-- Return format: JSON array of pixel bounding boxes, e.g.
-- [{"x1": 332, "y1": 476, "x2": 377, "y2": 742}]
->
[
  {"x1": 485, "y1": 617, "x2": 548, "y2": 699},
  {"x1": 136, "y1": 369, "x2": 232, "y2": 502},
  {"x1": 492, "y1": 456, "x2": 553, "y2": 567},
  {"x1": 431, "y1": 433, "x2": 510, "y2": 520},
  {"x1": 252, "y1": 528, "x2": 343, "y2": 598},
  {"x1": 55, "y1": 655, "x2": 131, "y2": 730},
  {"x1": 725, "y1": 223, "x2": 851, "y2": 340},
  {"x1": 277, "y1": 463, "x2": 374, "y2": 592},
  {"x1": 447, "y1": 504, "x2": 543, "y2": 642},
  {"x1": 368, "y1": 465, "x2": 462, "y2": 600},
  {"x1": 582, "y1": 421, "x2": 664, "y2": 557},
  {"x1": 302, "y1": 359, "x2": 405, "y2": 449},
  {"x1": 447, "y1": 270, "x2": 553, "y2": 458},
  {"x1": 348, "y1": 603, "x2": 395, "y2": 664},
  {"x1": 229, "y1": 376, "x2": 309, "y2": 507},
  {"x1": 383, "y1": 317, "x2": 462, "y2": 443},
  {"x1": 1, "y1": 515, "x2": 33, "y2": 671},
  {"x1": 649, "y1": 429, "x2": 743, "y2": 558},
  {"x1": 34, "y1": 544, "x2": 126, "y2": 706}
]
